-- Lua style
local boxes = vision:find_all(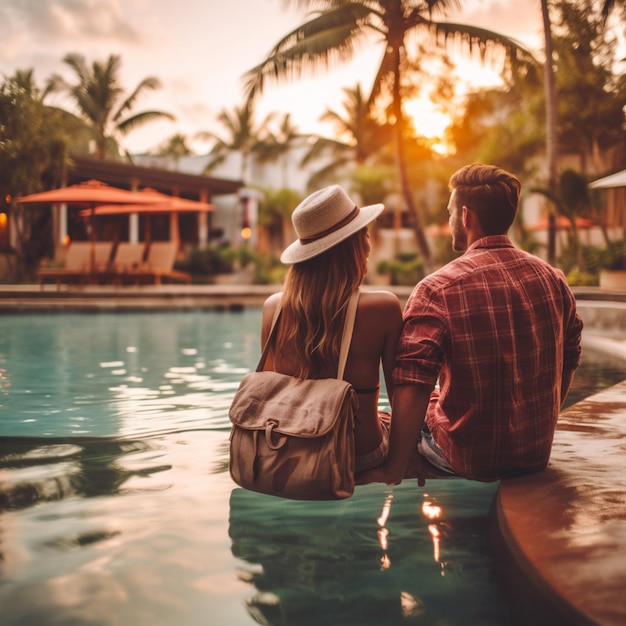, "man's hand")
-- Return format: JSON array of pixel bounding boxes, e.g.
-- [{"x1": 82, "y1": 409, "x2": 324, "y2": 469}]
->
[{"x1": 355, "y1": 452, "x2": 432, "y2": 487}]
